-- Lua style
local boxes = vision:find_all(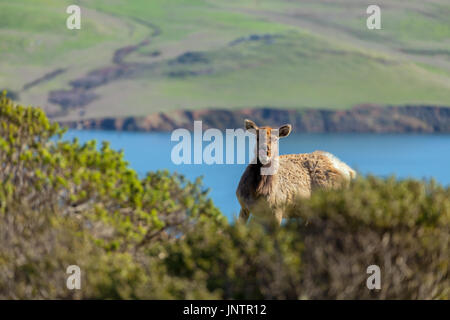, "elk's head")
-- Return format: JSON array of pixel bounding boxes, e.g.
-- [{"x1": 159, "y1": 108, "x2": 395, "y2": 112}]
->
[{"x1": 244, "y1": 119, "x2": 292, "y2": 166}]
